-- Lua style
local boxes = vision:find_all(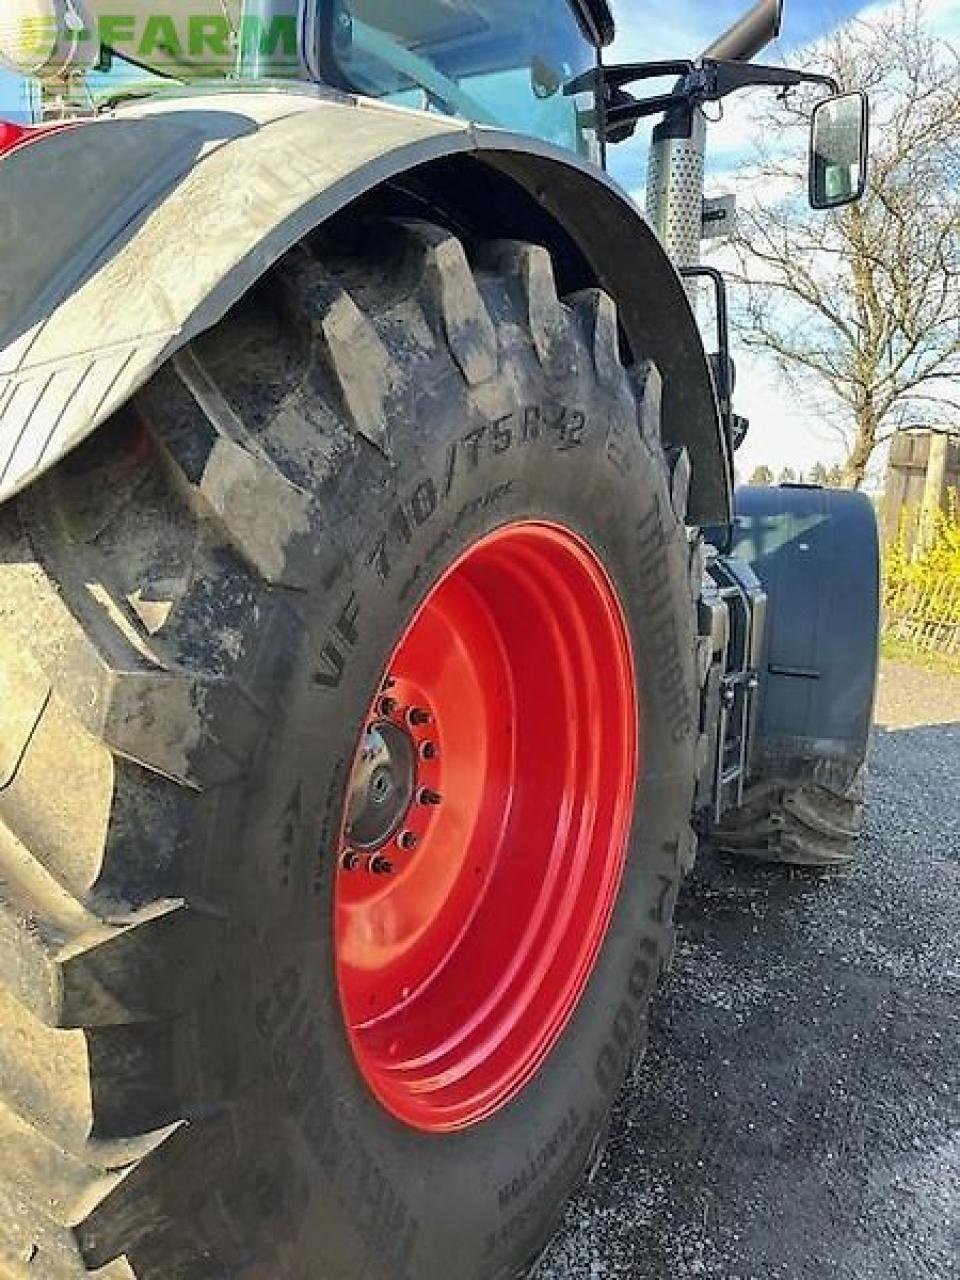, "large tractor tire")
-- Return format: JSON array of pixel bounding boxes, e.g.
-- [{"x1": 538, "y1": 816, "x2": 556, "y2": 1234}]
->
[{"x1": 0, "y1": 220, "x2": 700, "y2": 1279}]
